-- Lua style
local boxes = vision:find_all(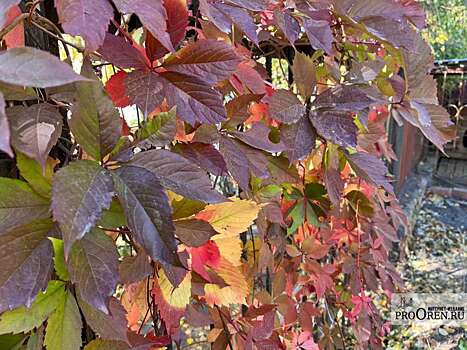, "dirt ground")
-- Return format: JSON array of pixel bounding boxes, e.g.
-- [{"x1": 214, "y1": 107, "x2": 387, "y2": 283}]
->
[{"x1": 387, "y1": 194, "x2": 467, "y2": 350}]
